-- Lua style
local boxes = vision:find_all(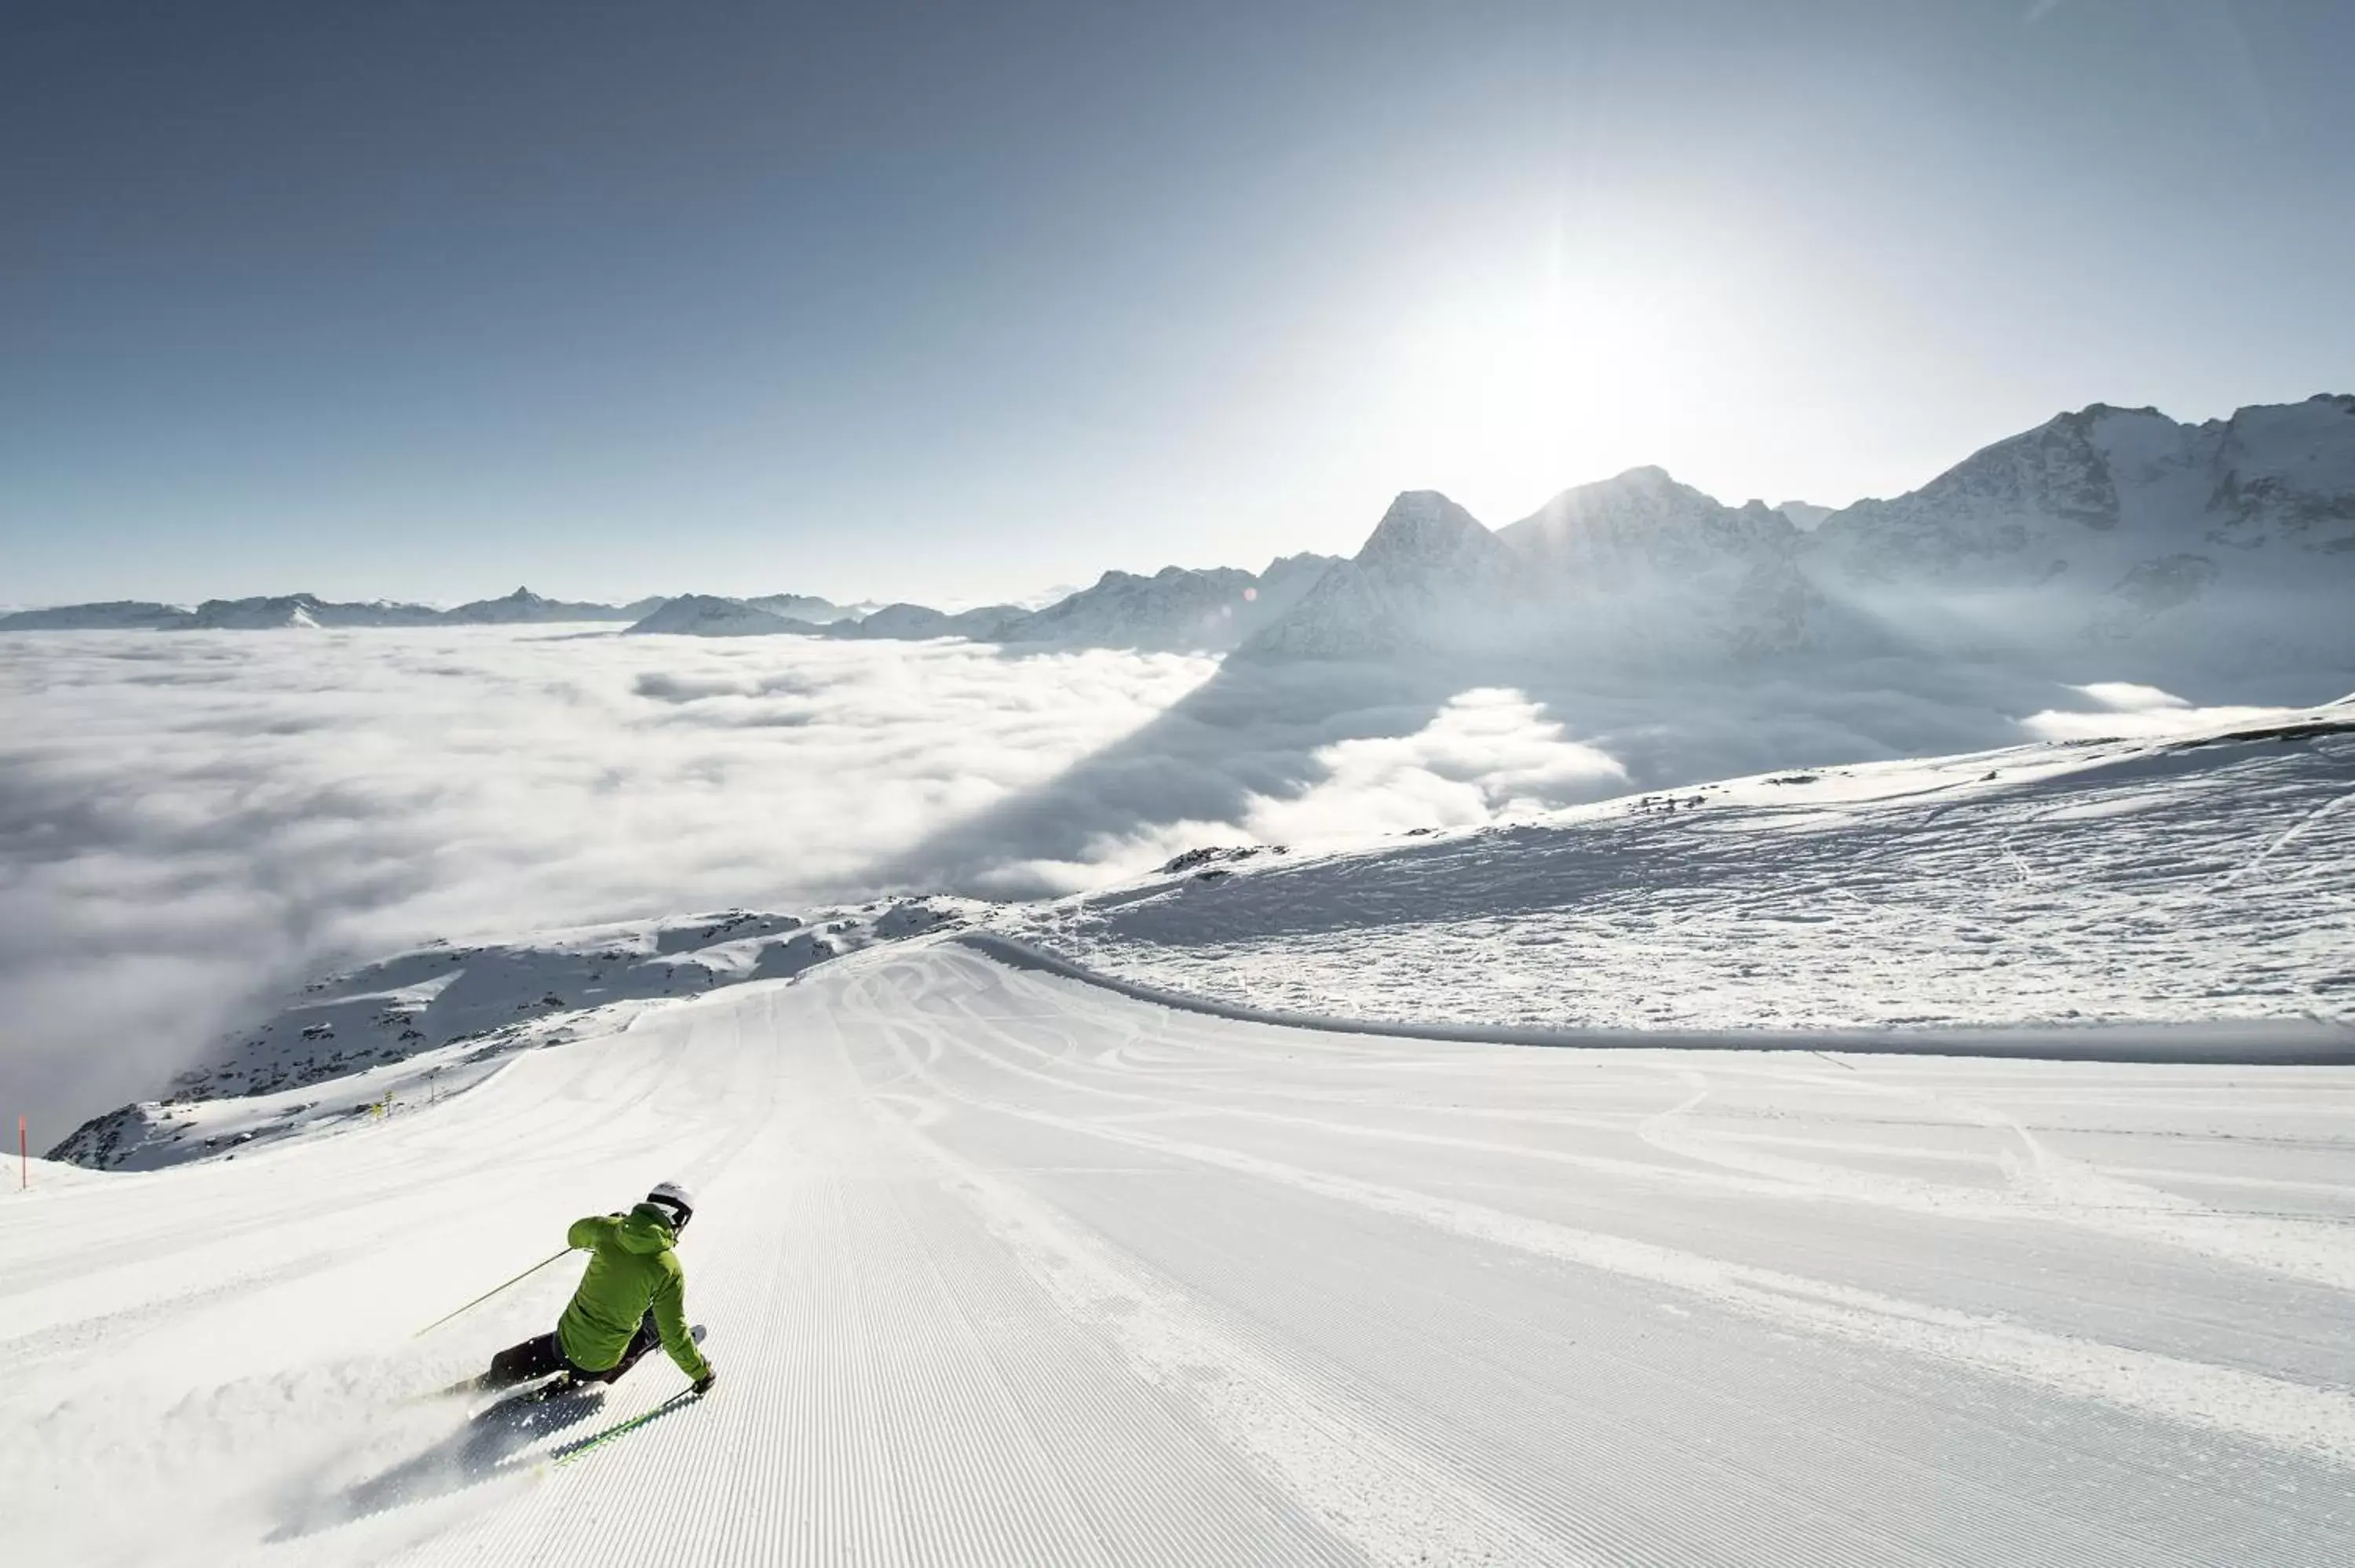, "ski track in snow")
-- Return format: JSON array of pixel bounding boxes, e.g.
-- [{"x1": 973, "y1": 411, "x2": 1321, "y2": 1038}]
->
[{"x1": 5, "y1": 940, "x2": 2353, "y2": 1565}]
